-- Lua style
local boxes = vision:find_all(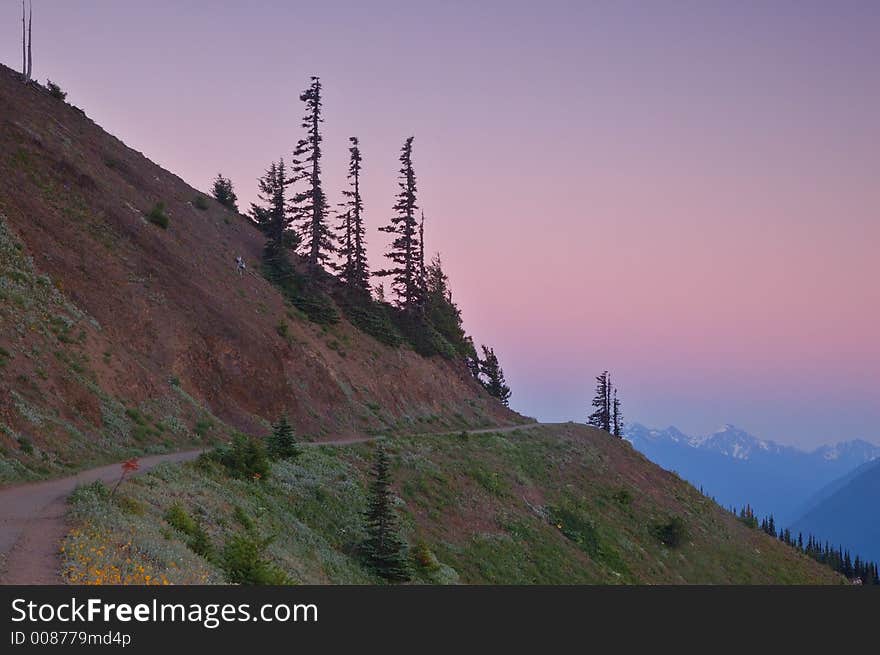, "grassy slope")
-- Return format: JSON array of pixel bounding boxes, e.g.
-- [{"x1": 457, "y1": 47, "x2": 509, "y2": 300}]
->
[{"x1": 63, "y1": 424, "x2": 842, "y2": 584}]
